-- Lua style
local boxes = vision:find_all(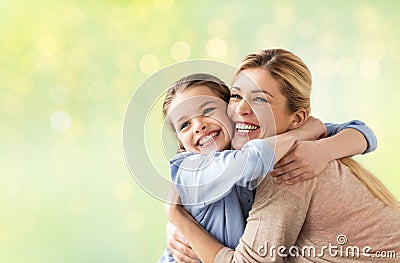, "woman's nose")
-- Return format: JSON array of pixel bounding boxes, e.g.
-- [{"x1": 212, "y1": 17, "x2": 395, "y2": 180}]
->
[{"x1": 236, "y1": 99, "x2": 252, "y2": 115}]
